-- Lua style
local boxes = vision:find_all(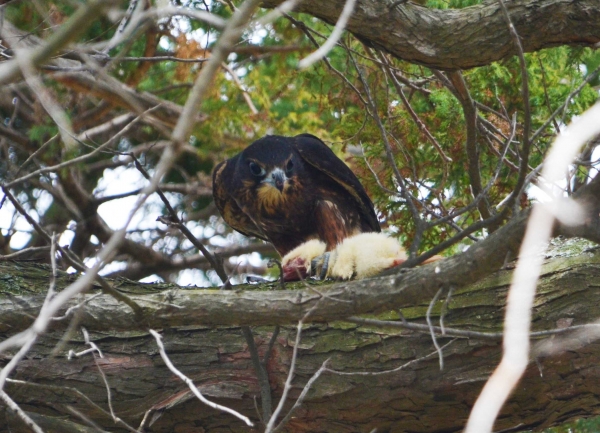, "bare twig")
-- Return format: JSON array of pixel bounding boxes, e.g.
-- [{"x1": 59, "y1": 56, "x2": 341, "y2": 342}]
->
[
  {"x1": 325, "y1": 340, "x2": 457, "y2": 376},
  {"x1": 465, "y1": 102, "x2": 600, "y2": 433},
  {"x1": 93, "y1": 6, "x2": 226, "y2": 55},
  {"x1": 0, "y1": 234, "x2": 61, "y2": 390},
  {"x1": 263, "y1": 326, "x2": 281, "y2": 367},
  {"x1": 17, "y1": 42, "x2": 77, "y2": 149},
  {"x1": 265, "y1": 302, "x2": 321, "y2": 433},
  {"x1": 92, "y1": 349, "x2": 122, "y2": 424},
  {"x1": 149, "y1": 329, "x2": 254, "y2": 427},
  {"x1": 530, "y1": 63, "x2": 600, "y2": 144},
  {"x1": 0, "y1": 390, "x2": 44, "y2": 433},
  {"x1": 6, "y1": 379, "x2": 140, "y2": 433},
  {"x1": 242, "y1": 326, "x2": 273, "y2": 423},
  {"x1": 351, "y1": 49, "x2": 425, "y2": 256},
  {"x1": 65, "y1": 405, "x2": 110, "y2": 433},
  {"x1": 298, "y1": 0, "x2": 356, "y2": 69},
  {"x1": 134, "y1": 157, "x2": 227, "y2": 283},
  {"x1": 102, "y1": 0, "x2": 142, "y2": 54},
  {"x1": 496, "y1": 0, "x2": 532, "y2": 214},
  {"x1": 257, "y1": 0, "x2": 301, "y2": 25},
  {"x1": 4, "y1": 107, "x2": 156, "y2": 189},
  {"x1": 12, "y1": 134, "x2": 59, "y2": 178},
  {"x1": 270, "y1": 358, "x2": 330, "y2": 433},
  {"x1": 0, "y1": 246, "x2": 50, "y2": 260},
  {"x1": 378, "y1": 51, "x2": 452, "y2": 164},
  {"x1": 346, "y1": 316, "x2": 600, "y2": 340},
  {"x1": 426, "y1": 287, "x2": 445, "y2": 370},
  {"x1": 267, "y1": 259, "x2": 285, "y2": 290},
  {"x1": 67, "y1": 328, "x2": 103, "y2": 359},
  {"x1": 1, "y1": 186, "x2": 145, "y2": 316},
  {"x1": 0, "y1": 0, "x2": 117, "y2": 84},
  {"x1": 171, "y1": 0, "x2": 261, "y2": 146},
  {"x1": 222, "y1": 62, "x2": 259, "y2": 114},
  {"x1": 440, "y1": 286, "x2": 454, "y2": 335},
  {"x1": 447, "y1": 70, "x2": 491, "y2": 221}
]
